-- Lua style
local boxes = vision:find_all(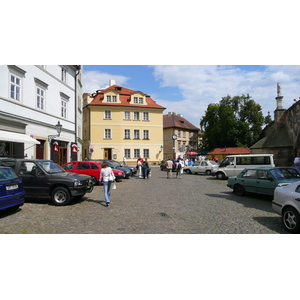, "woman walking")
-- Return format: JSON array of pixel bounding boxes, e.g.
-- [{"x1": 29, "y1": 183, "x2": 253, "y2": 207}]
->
[{"x1": 99, "y1": 161, "x2": 116, "y2": 207}]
